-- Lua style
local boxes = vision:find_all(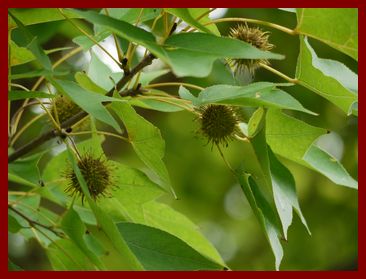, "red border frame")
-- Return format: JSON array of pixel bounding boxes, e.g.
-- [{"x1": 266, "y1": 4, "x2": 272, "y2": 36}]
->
[{"x1": 3, "y1": 0, "x2": 363, "y2": 276}]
